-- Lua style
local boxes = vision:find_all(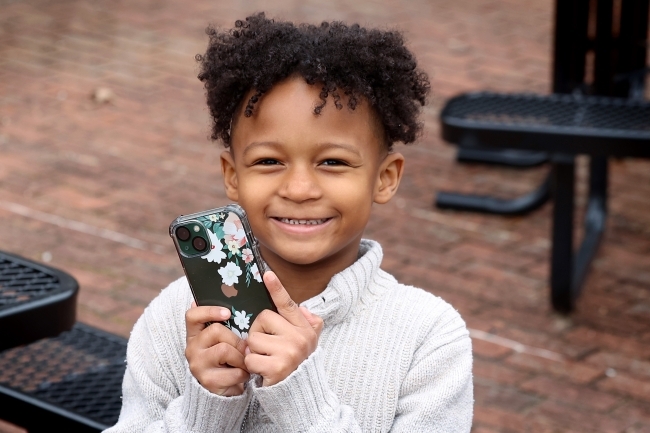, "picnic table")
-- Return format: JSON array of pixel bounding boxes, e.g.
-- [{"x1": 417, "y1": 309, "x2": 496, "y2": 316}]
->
[{"x1": 437, "y1": 0, "x2": 650, "y2": 312}]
